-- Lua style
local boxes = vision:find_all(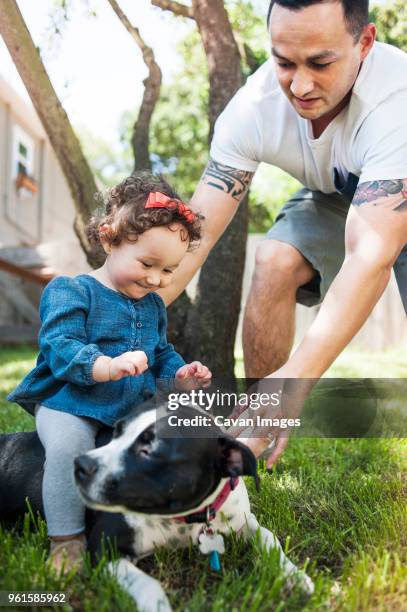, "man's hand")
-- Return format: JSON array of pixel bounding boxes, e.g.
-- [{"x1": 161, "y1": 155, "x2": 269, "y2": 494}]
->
[
  {"x1": 175, "y1": 361, "x2": 212, "y2": 390},
  {"x1": 93, "y1": 351, "x2": 148, "y2": 382},
  {"x1": 239, "y1": 435, "x2": 290, "y2": 469},
  {"x1": 227, "y1": 376, "x2": 315, "y2": 467}
]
